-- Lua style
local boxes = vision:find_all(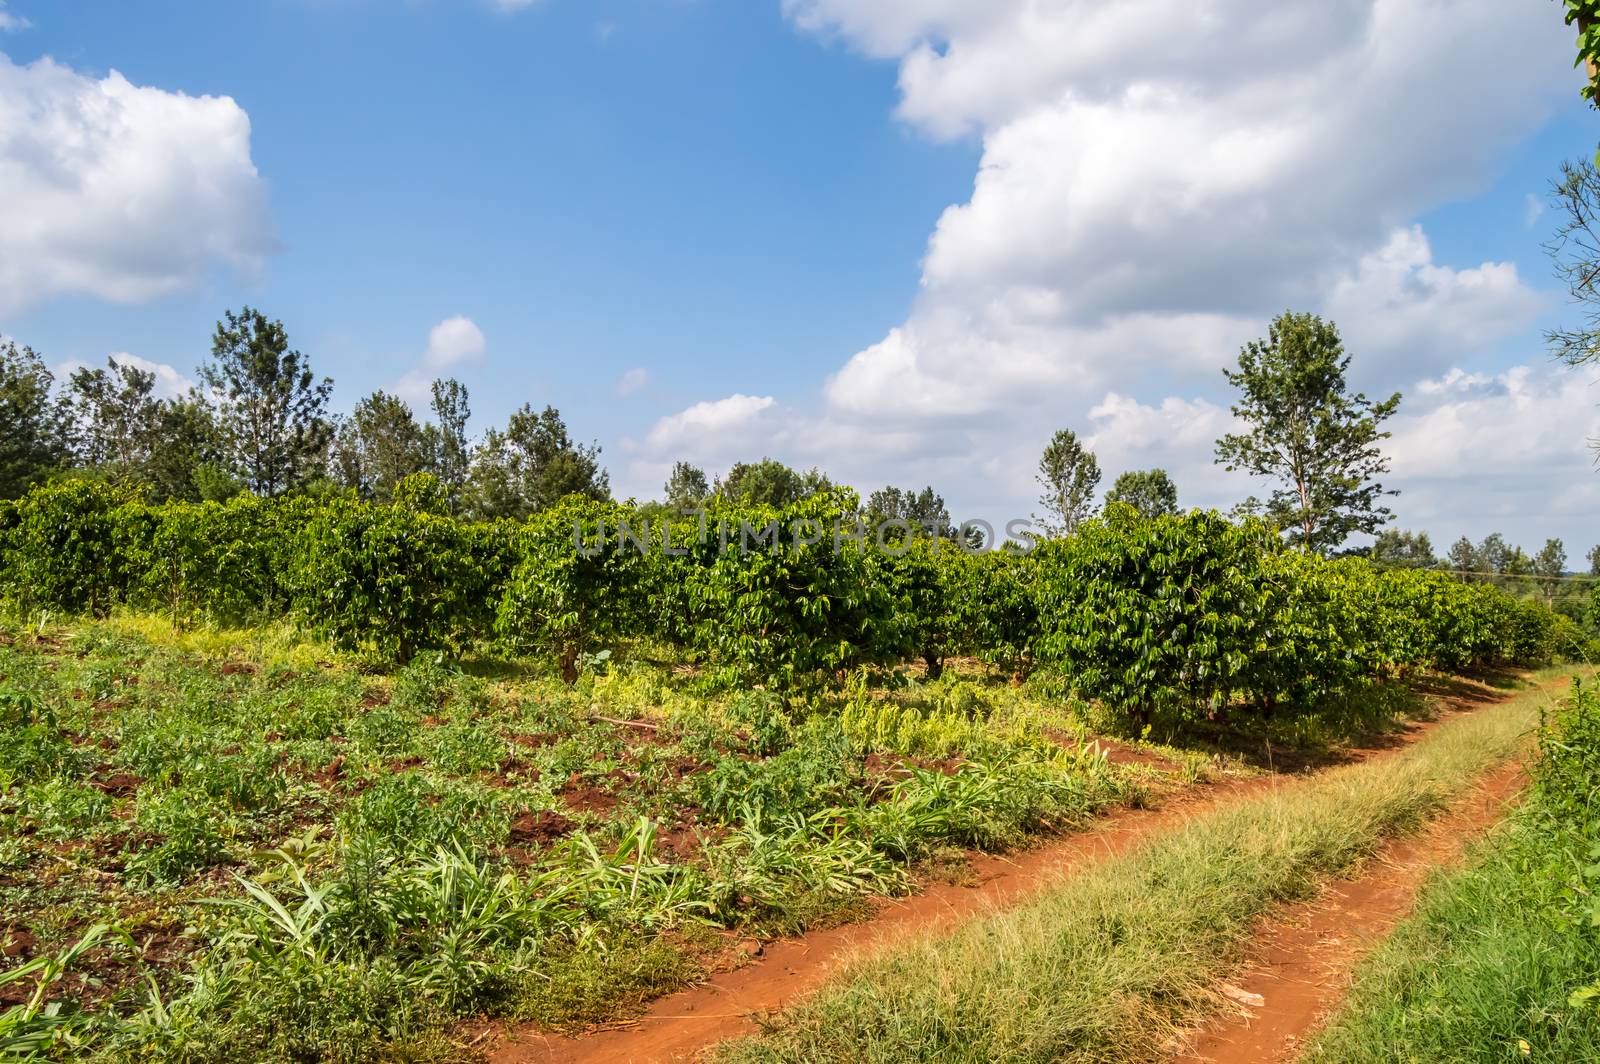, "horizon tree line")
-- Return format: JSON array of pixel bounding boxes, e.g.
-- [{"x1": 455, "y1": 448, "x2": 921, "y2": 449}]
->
[{"x1": 2, "y1": 306, "x2": 1593, "y2": 586}]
